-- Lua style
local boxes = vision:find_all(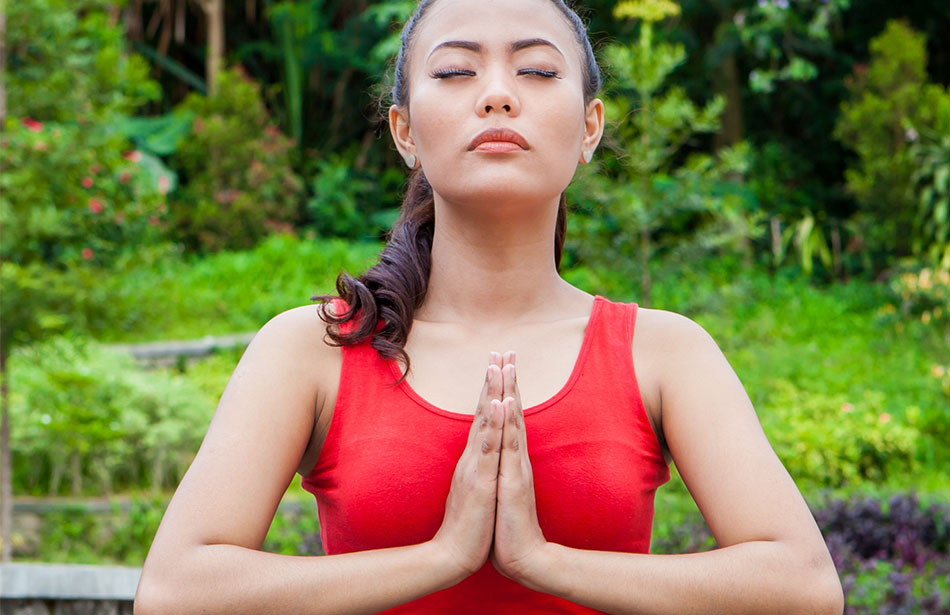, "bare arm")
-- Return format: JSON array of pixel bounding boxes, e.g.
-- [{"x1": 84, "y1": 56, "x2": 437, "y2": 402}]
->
[
  {"x1": 511, "y1": 309, "x2": 843, "y2": 614},
  {"x1": 133, "y1": 306, "x2": 467, "y2": 615}
]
